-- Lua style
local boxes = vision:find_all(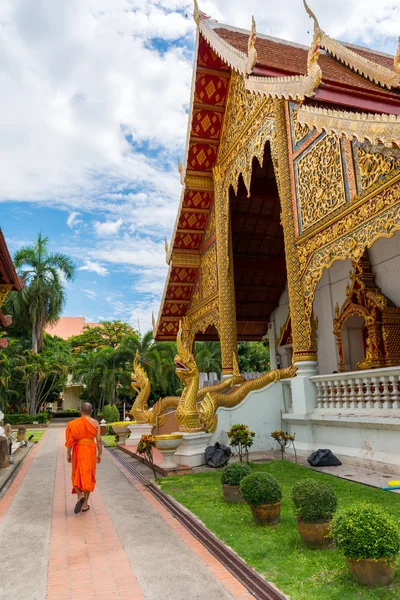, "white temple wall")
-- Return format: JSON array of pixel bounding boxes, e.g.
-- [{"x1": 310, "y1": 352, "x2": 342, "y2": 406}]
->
[
  {"x1": 368, "y1": 231, "x2": 400, "y2": 306},
  {"x1": 210, "y1": 381, "x2": 285, "y2": 453}
]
